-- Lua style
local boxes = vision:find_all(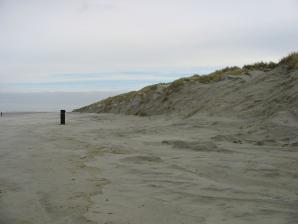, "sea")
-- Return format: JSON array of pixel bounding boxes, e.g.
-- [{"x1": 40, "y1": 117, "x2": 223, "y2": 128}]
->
[{"x1": 0, "y1": 91, "x2": 122, "y2": 112}]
